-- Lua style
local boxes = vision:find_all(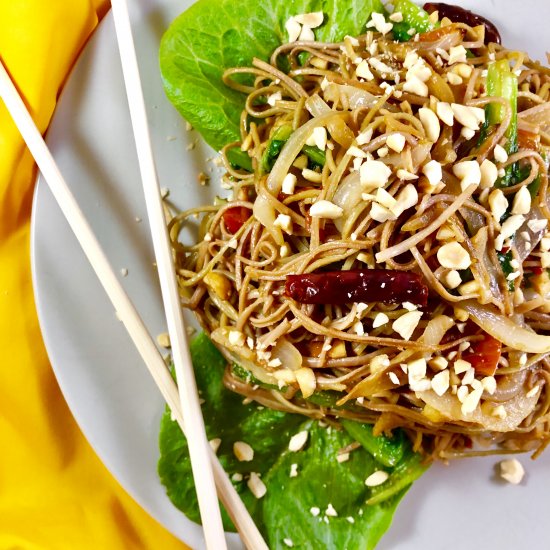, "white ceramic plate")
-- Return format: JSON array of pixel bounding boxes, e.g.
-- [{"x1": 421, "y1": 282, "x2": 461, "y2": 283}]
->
[{"x1": 31, "y1": 2, "x2": 550, "y2": 549}]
